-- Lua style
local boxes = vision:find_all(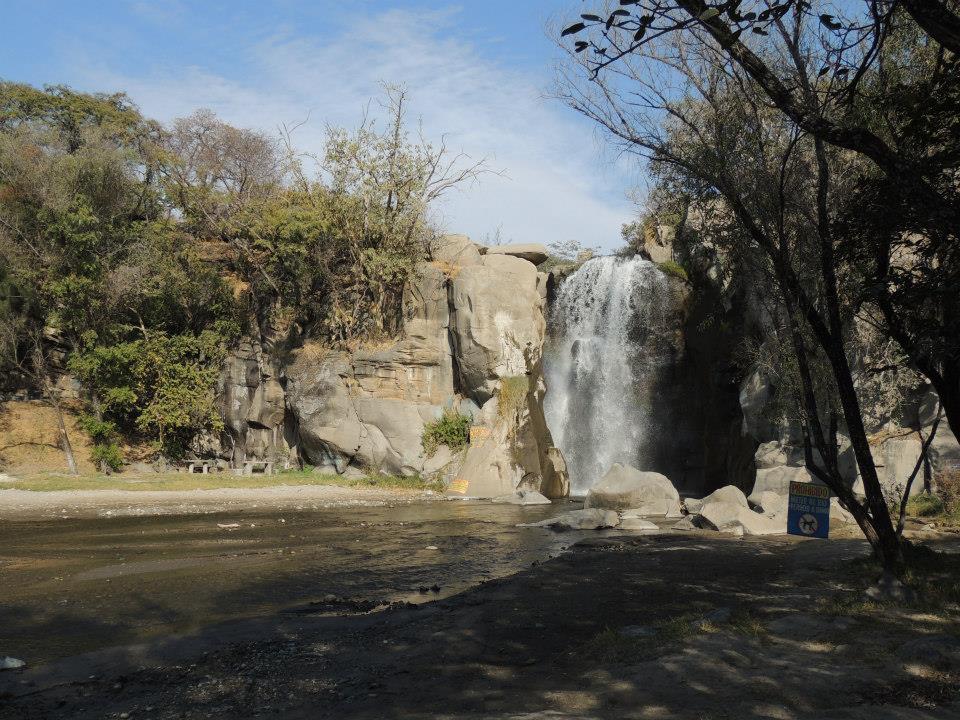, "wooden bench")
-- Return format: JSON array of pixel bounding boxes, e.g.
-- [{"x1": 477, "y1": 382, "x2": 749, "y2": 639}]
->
[{"x1": 243, "y1": 460, "x2": 274, "y2": 476}]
